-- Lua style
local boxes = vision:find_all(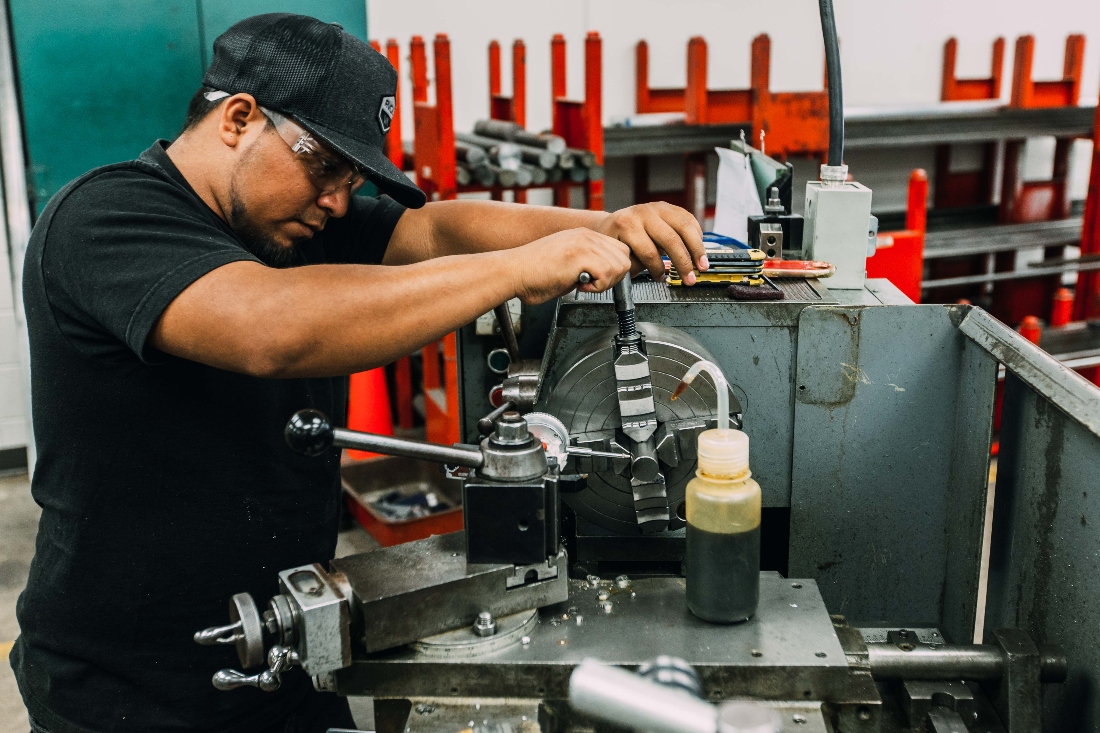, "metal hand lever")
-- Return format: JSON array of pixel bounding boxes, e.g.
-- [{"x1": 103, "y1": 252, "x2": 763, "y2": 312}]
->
[
  {"x1": 285, "y1": 409, "x2": 484, "y2": 468},
  {"x1": 212, "y1": 645, "x2": 297, "y2": 693},
  {"x1": 478, "y1": 401, "x2": 516, "y2": 435},
  {"x1": 612, "y1": 273, "x2": 638, "y2": 341},
  {"x1": 493, "y1": 303, "x2": 520, "y2": 363}
]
